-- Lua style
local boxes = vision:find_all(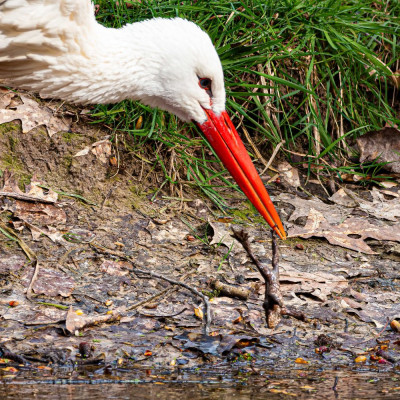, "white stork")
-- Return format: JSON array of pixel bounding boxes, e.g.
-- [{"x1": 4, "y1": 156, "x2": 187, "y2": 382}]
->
[{"x1": 0, "y1": 0, "x2": 286, "y2": 239}]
